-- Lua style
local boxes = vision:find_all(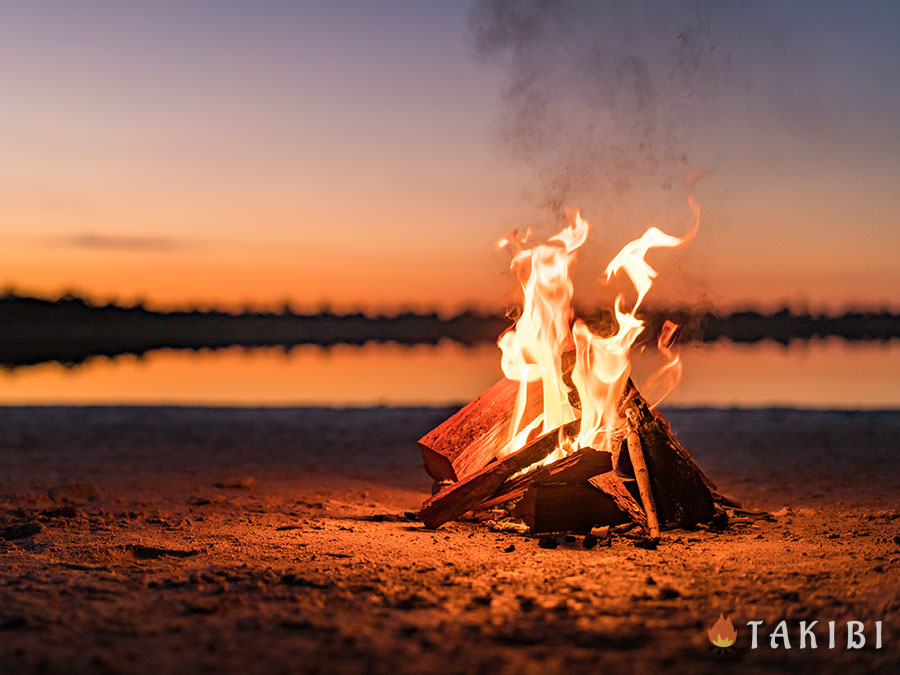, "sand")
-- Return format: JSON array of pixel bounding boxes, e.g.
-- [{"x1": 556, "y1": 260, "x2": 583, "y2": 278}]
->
[{"x1": 0, "y1": 406, "x2": 898, "y2": 674}]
